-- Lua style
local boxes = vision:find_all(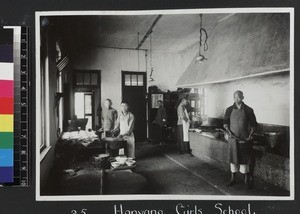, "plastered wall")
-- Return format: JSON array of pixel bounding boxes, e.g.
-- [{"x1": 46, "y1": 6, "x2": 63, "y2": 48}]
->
[
  {"x1": 72, "y1": 47, "x2": 191, "y2": 111},
  {"x1": 204, "y1": 72, "x2": 290, "y2": 126}
]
